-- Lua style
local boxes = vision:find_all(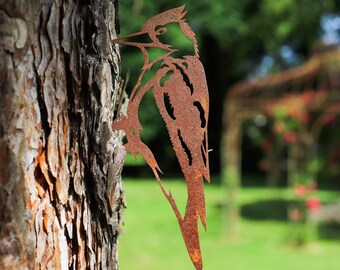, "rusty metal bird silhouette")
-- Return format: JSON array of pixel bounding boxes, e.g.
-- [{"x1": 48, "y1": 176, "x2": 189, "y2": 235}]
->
[{"x1": 112, "y1": 5, "x2": 210, "y2": 270}]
